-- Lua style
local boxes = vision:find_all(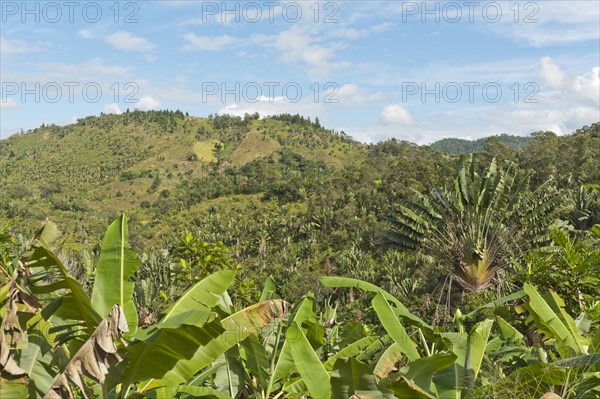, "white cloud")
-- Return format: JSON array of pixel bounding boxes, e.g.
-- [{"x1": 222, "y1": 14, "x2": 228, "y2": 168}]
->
[
  {"x1": 180, "y1": 27, "x2": 349, "y2": 76},
  {"x1": 540, "y1": 56, "x2": 566, "y2": 89},
  {"x1": 134, "y1": 95, "x2": 161, "y2": 110},
  {"x1": 270, "y1": 26, "x2": 350, "y2": 77},
  {"x1": 106, "y1": 31, "x2": 156, "y2": 52},
  {"x1": 484, "y1": 1, "x2": 600, "y2": 46},
  {"x1": 0, "y1": 37, "x2": 41, "y2": 55},
  {"x1": 38, "y1": 58, "x2": 131, "y2": 79},
  {"x1": 573, "y1": 67, "x2": 600, "y2": 103},
  {"x1": 485, "y1": 105, "x2": 599, "y2": 137},
  {"x1": 0, "y1": 98, "x2": 19, "y2": 109},
  {"x1": 103, "y1": 103, "x2": 122, "y2": 114},
  {"x1": 256, "y1": 95, "x2": 286, "y2": 103},
  {"x1": 79, "y1": 29, "x2": 93, "y2": 39},
  {"x1": 537, "y1": 59, "x2": 600, "y2": 106},
  {"x1": 380, "y1": 104, "x2": 413, "y2": 125},
  {"x1": 330, "y1": 22, "x2": 395, "y2": 39},
  {"x1": 336, "y1": 84, "x2": 382, "y2": 105},
  {"x1": 181, "y1": 34, "x2": 237, "y2": 51}
]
